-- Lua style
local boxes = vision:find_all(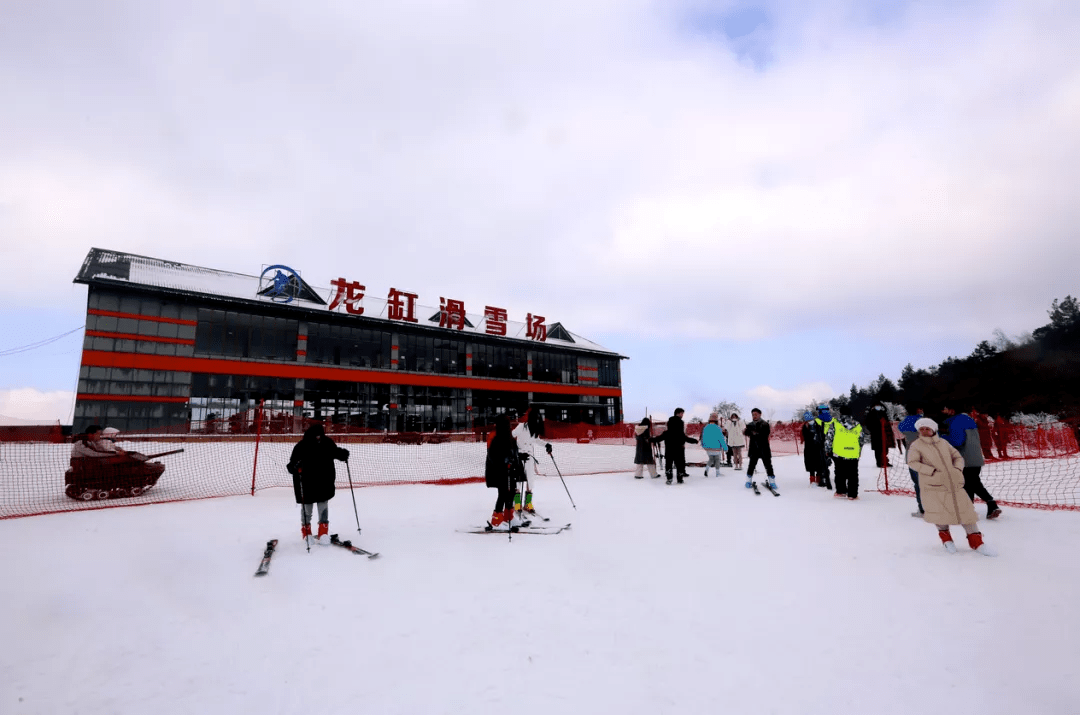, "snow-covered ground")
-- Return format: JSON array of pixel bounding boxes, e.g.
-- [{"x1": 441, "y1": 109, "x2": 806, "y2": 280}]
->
[{"x1": 2, "y1": 453, "x2": 1078, "y2": 714}]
